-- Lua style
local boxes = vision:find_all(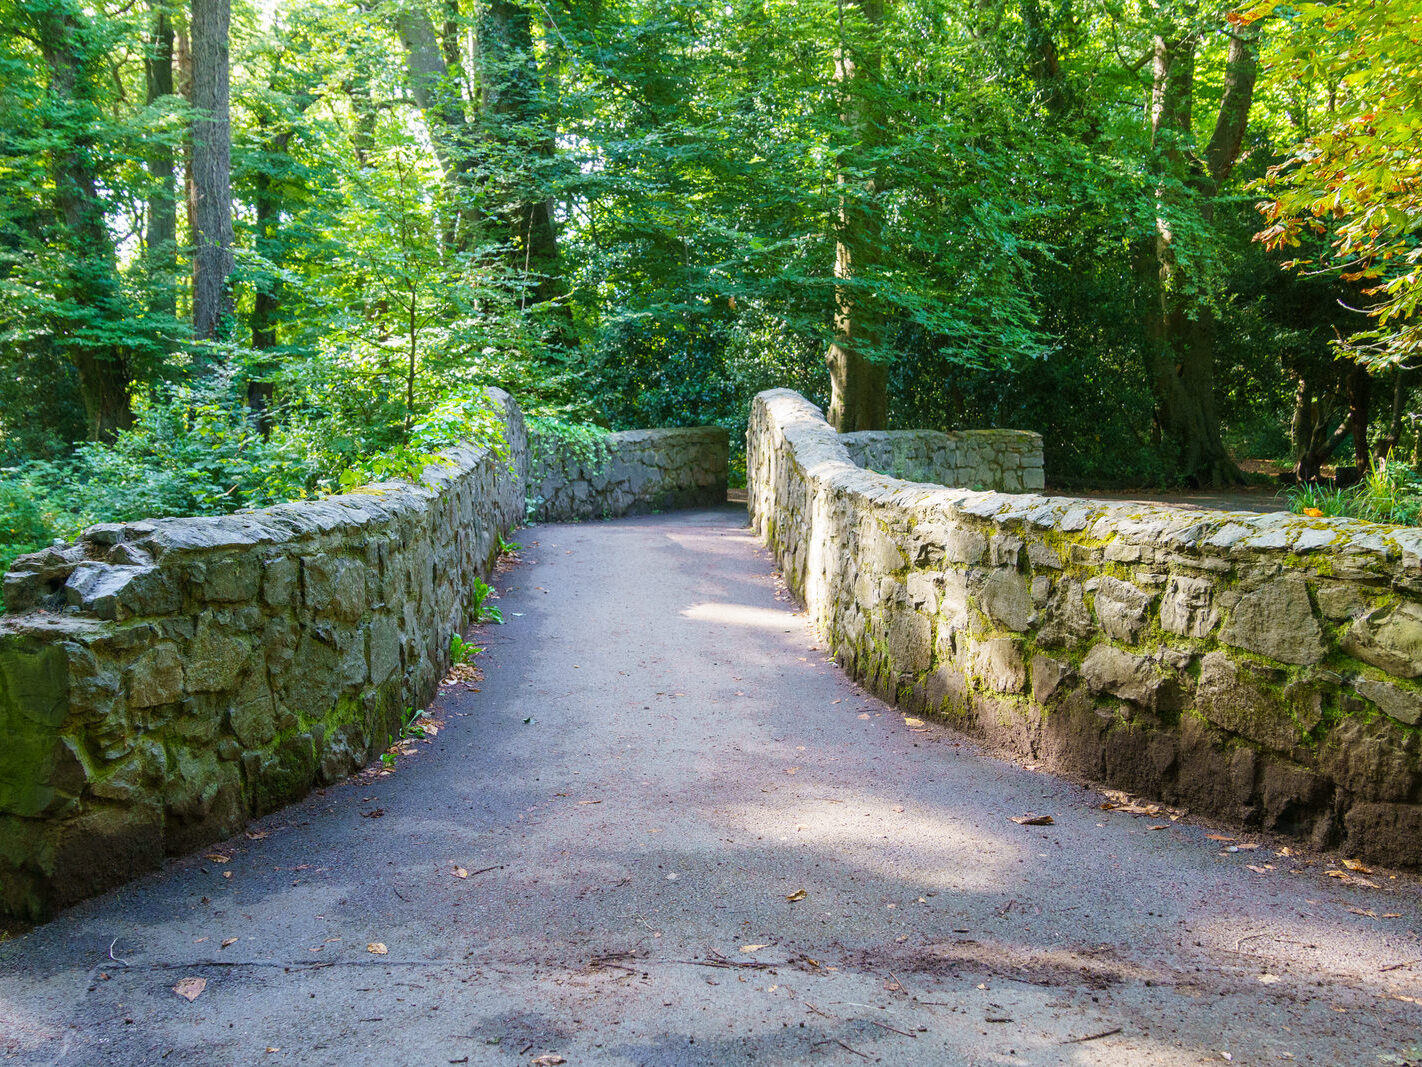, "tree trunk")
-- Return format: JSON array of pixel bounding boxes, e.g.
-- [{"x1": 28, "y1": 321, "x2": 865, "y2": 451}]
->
[
  {"x1": 479, "y1": 0, "x2": 567, "y2": 312},
  {"x1": 33, "y1": 0, "x2": 133, "y2": 439},
  {"x1": 190, "y1": 0, "x2": 233, "y2": 344},
  {"x1": 144, "y1": 2, "x2": 178, "y2": 321},
  {"x1": 1374, "y1": 368, "x2": 1411, "y2": 462},
  {"x1": 1140, "y1": 19, "x2": 1257, "y2": 486},
  {"x1": 395, "y1": 5, "x2": 483, "y2": 254},
  {"x1": 827, "y1": 0, "x2": 889, "y2": 432}
]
